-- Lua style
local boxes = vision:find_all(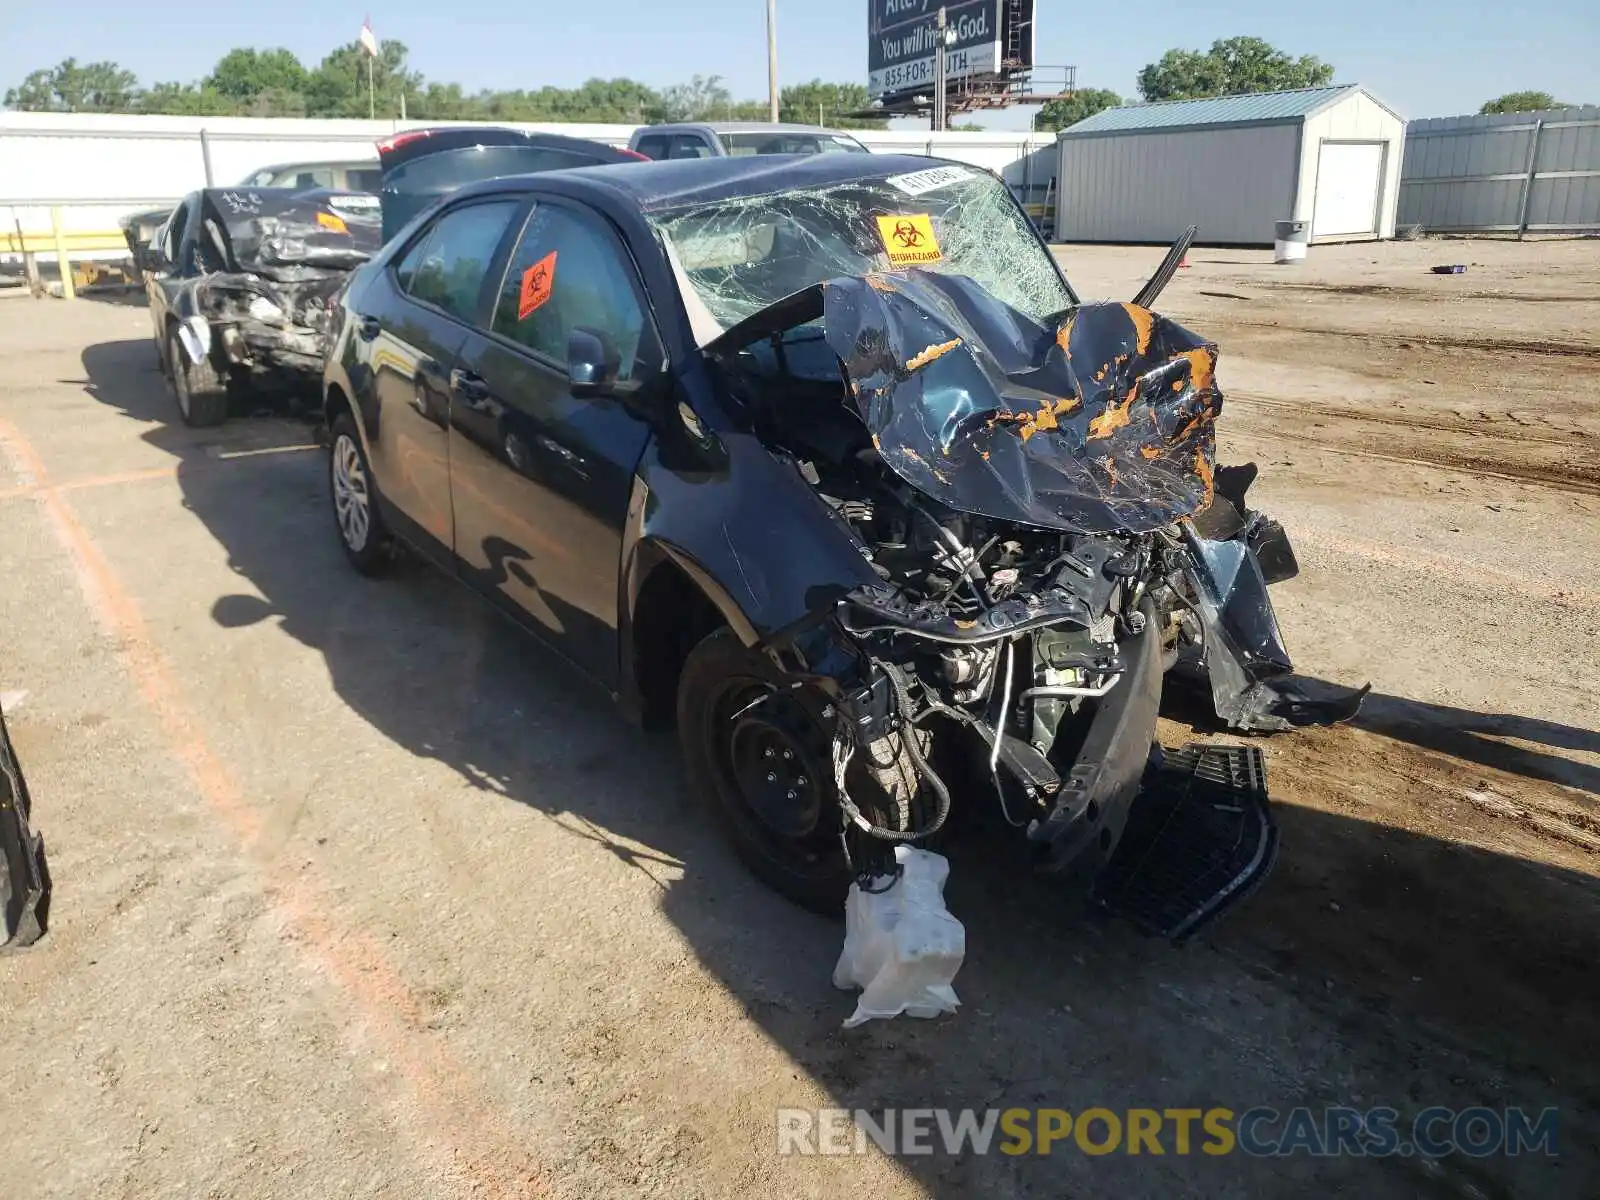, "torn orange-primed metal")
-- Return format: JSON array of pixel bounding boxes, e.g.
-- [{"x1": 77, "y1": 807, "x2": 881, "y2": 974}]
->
[
  {"x1": 1194, "y1": 448, "x2": 1215, "y2": 502},
  {"x1": 1055, "y1": 315, "x2": 1075, "y2": 356},
  {"x1": 1121, "y1": 303, "x2": 1155, "y2": 357},
  {"x1": 813, "y1": 273, "x2": 1225, "y2": 534},
  {"x1": 904, "y1": 337, "x2": 963, "y2": 372},
  {"x1": 990, "y1": 391, "x2": 1083, "y2": 442},
  {"x1": 1087, "y1": 385, "x2": 1138, "y2": 441},
  {"x1": 1179, "y1": 347, "x2": 1216, "y2": 395}
]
